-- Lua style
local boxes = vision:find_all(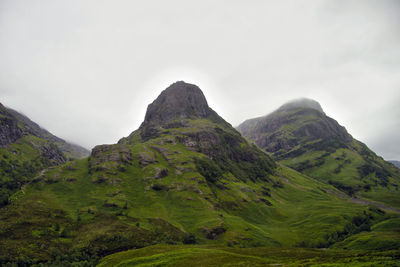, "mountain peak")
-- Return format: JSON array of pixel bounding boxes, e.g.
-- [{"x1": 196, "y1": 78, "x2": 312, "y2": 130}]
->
[
  {"x1": 278, "y1": 98, "x2": 324, "y2": 114},
  {"x1": 141, "y1": 81, "x2": 211, "y2": 126}
]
